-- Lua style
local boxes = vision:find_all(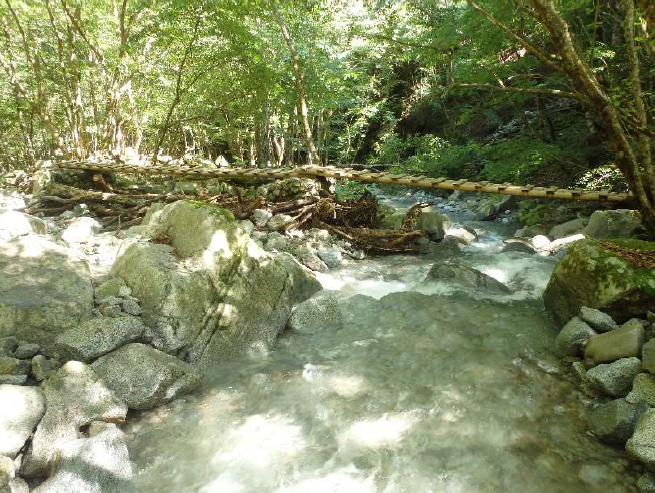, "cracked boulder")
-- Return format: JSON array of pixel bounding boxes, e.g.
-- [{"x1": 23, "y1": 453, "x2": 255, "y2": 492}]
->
[{"x1": 110, "y1": 201, "x2": 321, "y2": 369}]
